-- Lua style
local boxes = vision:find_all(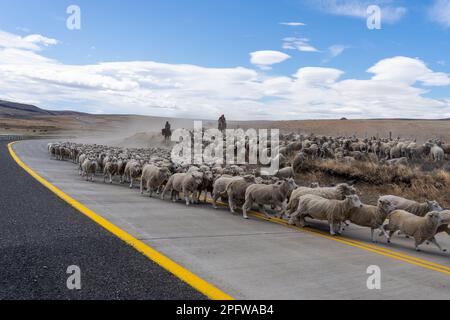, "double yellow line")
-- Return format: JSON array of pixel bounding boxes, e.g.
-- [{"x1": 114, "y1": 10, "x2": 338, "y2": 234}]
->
[
  {"x1": 208, "y1": 198, "x2": 450, "y2": 276},
  {"x1": 249, "y1": 212, "x2": 450, "y2": 276}
]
